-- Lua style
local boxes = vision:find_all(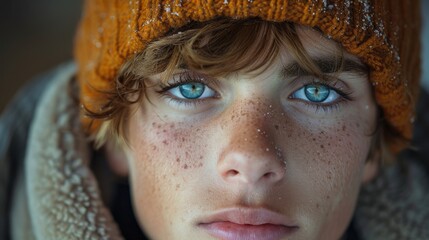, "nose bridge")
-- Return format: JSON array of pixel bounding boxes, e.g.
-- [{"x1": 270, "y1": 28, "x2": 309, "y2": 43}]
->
[{"x1": 217, "y1": 101, "x2": 286, "y2": 185}]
